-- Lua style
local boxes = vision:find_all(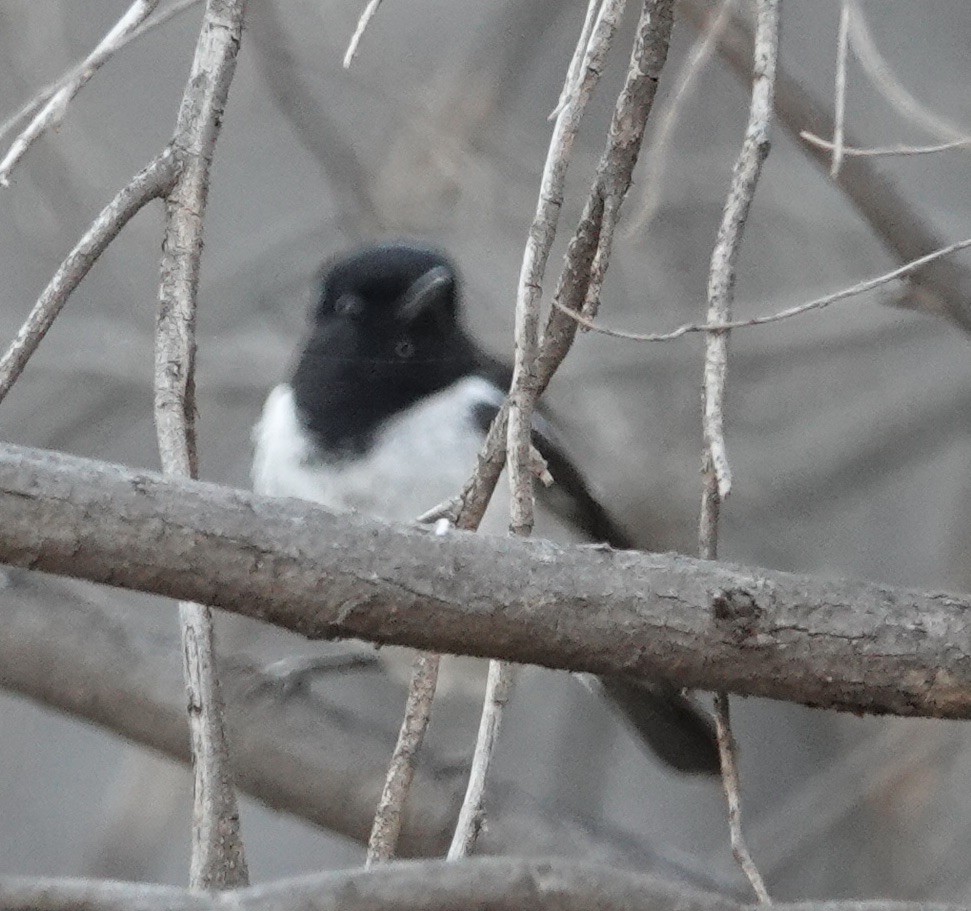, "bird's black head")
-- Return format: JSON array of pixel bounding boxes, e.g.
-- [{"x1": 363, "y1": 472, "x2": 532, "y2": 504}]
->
[{"x1": 292, "y1": 243, "x2": 481, "y2": 457}]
